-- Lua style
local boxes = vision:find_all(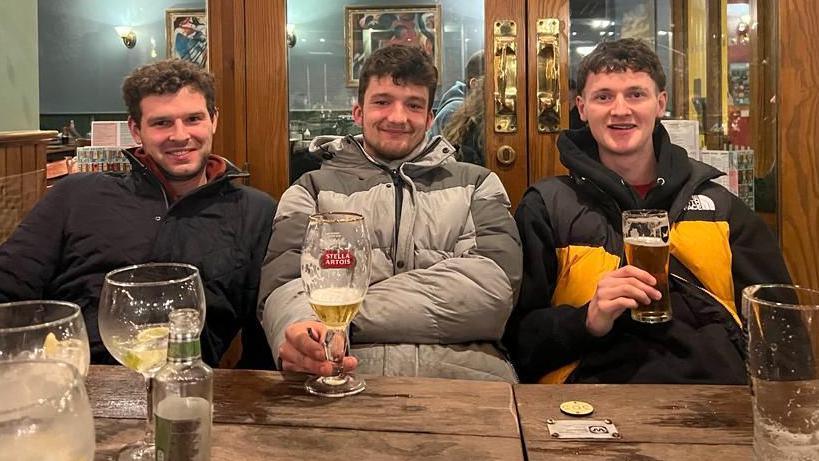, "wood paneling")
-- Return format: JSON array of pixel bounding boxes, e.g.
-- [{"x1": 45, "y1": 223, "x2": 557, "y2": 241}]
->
[
  {"x1": 484, "y1": 0, "x2": 529, "y2": 209},
  {"x1": 245, "y1": 0, "x2": 290, "y2": 199},
  {"x1": 208, "y1": 0, "x2": 247, "y2": 170},
  {"x1": 0, "y1": 131, "x2": 54, "y2": 243},
  {"x1": 779, "y1": 0, "x2": 819, "y2": 287},
  {"x1": 527, "y1": 0, "x2": 569, "y2": 188}
]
